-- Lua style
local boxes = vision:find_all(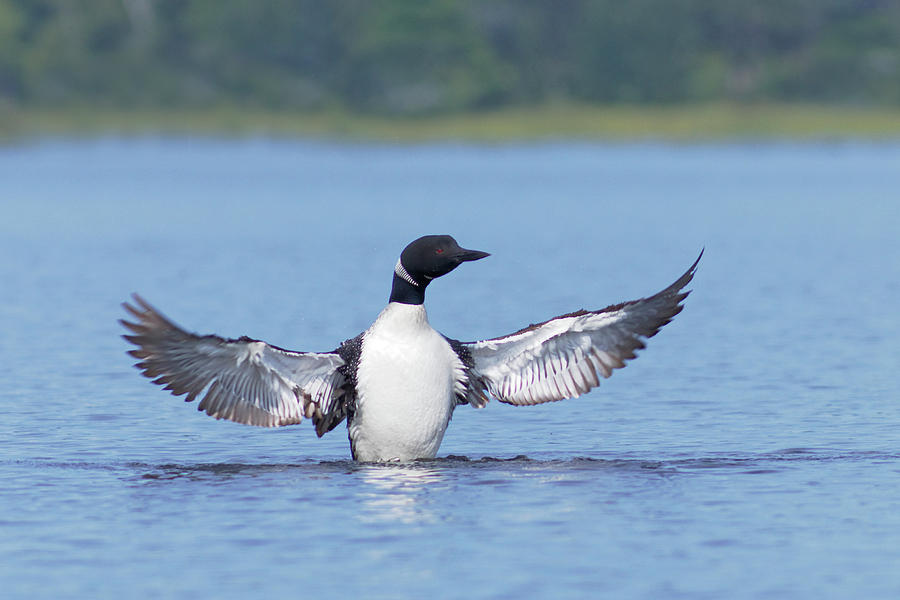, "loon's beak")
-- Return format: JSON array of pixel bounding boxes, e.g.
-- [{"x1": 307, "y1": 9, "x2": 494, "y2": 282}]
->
[{"x1": 456, "y1": 248, "x2": 490, "y2": 262}]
